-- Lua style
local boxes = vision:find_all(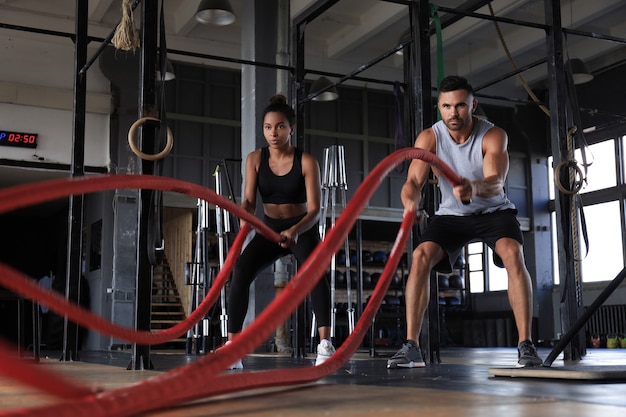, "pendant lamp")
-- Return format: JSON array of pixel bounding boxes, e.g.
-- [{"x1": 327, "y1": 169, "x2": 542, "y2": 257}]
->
[
  {"x1": 310, "y1": 76, "x2": 339, "y2": 101},
  {"x1": 195, "y1": 0, "x2": 236, "y2": 26}
]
